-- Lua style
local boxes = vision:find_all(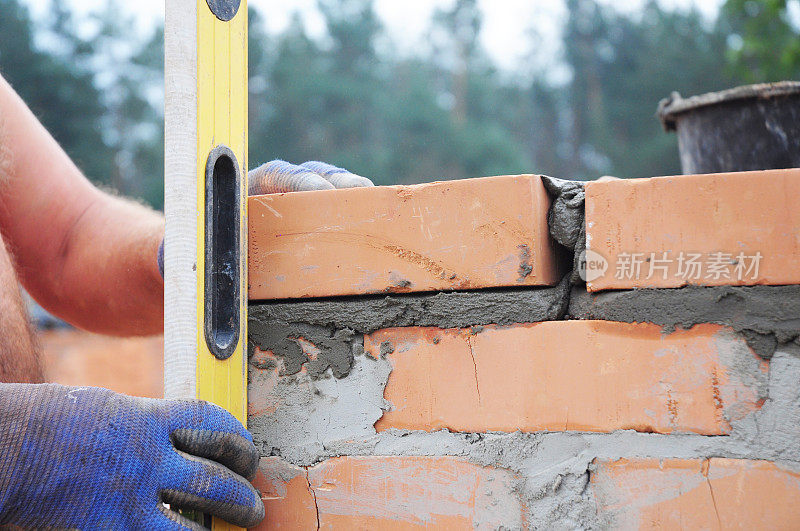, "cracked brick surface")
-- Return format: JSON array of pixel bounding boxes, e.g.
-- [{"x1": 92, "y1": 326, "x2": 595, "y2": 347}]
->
[
  {"x1": 591, "y1": 458, "x2": 800, "y2": 528},
  {"x1": 365, "y1": 321, "x2": 768, "y2": 435},
  {"x1": 251, "y1": 457, "x2": 318, "y2": 529},
  {"x1": 251, "y1": 456, "x2": 524, "y2": 529}
]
